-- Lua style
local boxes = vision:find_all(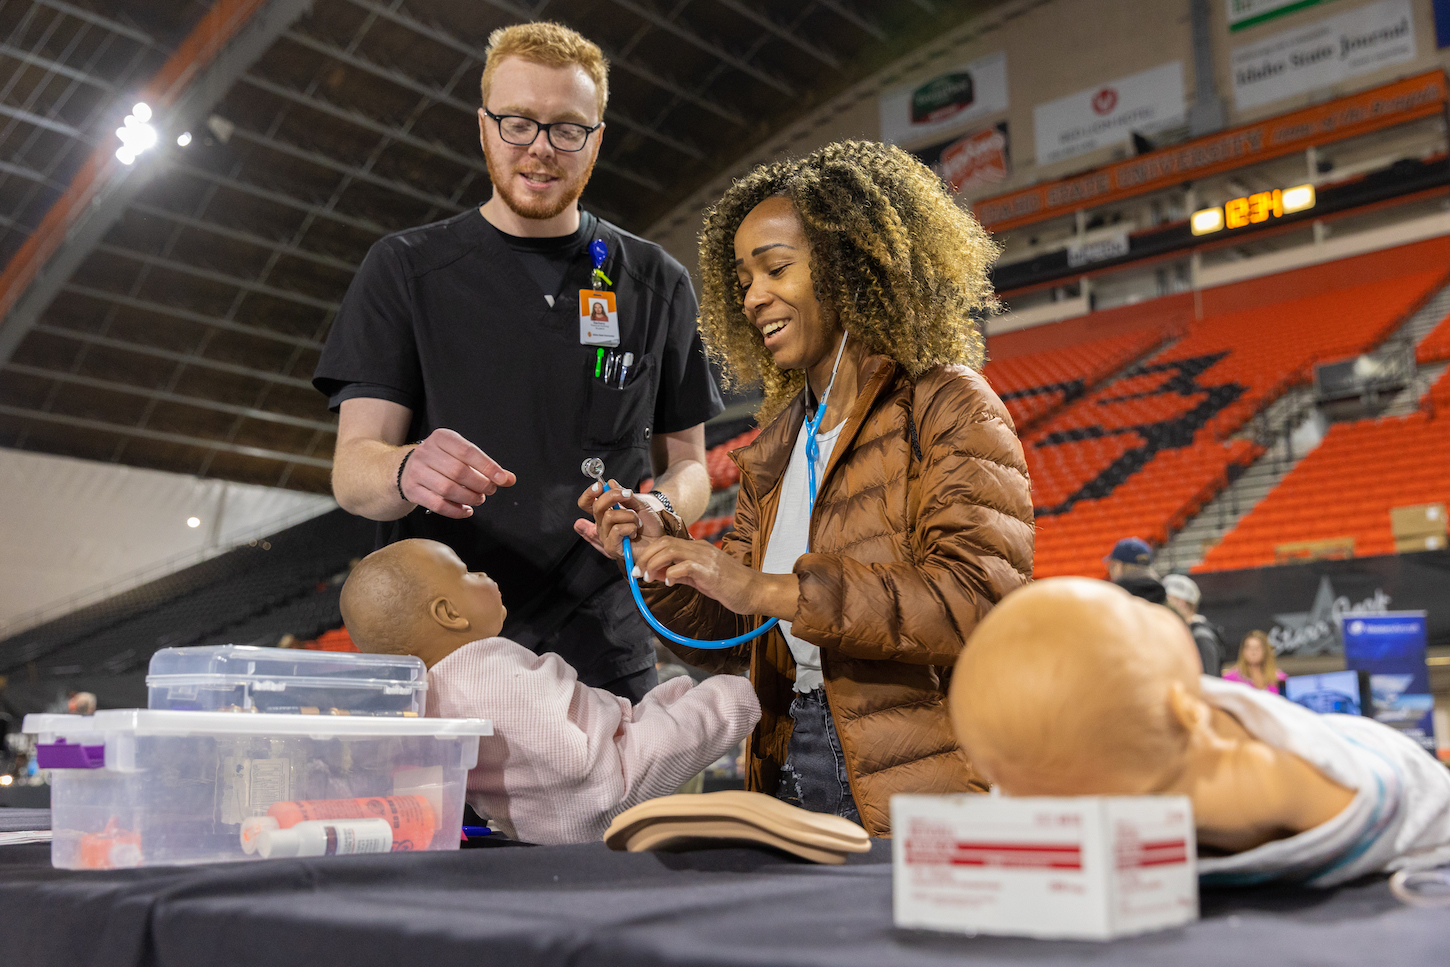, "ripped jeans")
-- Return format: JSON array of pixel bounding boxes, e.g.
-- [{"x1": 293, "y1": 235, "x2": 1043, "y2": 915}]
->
[{"x1": 774, "y1": 688, "x2": 861, "y2": 825}]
